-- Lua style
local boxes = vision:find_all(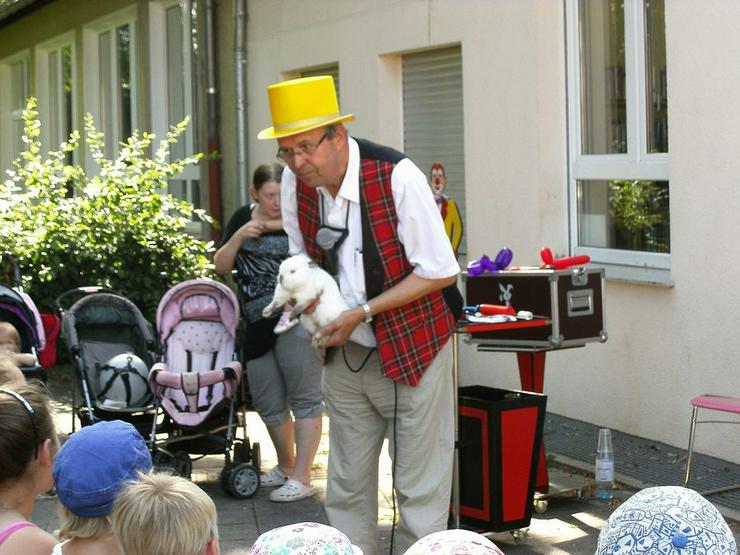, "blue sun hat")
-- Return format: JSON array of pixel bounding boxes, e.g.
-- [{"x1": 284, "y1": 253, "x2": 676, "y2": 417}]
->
[
  {"x1": 250, "y1": 522, "x2": 363, "y2": 554},
  {"x1": 52, "y1": 420, "x2": 152, "y2": 518},
  {"x1": 596, "y1": 486, "x2": 736, "y2": 554}
]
